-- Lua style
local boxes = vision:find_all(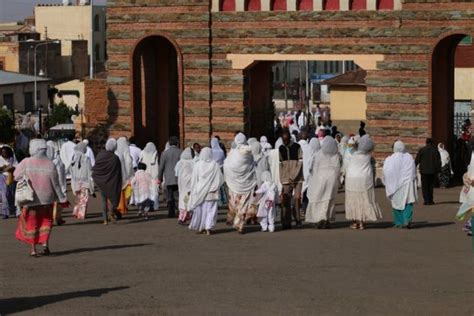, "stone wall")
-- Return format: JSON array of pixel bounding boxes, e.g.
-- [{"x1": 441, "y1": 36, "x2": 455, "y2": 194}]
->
[{"x1": 96, "y1": 0, "x2": 474, "y2": 159}]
